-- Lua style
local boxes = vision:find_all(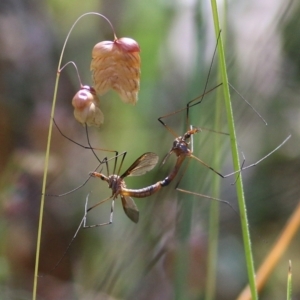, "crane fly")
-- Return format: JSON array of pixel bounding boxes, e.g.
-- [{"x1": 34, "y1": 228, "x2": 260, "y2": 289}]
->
[
  {"x1": 155, "y1": 31, "x2": 289, "y2": 191},
  {"x1": 160, "y1": 30, "x2": 267, "y2": 135},
  {"x1": 166, "y1": 127, "x2": 291, "y2": 197},
  {"x1": 85, "y1": 128, "x2": 237, "y2": 228},
  {"x1": 87, "y1": 152, "x2": 159, "y2": 225},
  {"x1": 48, "y1": 151, "x2": 158, "y2": 272}
]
